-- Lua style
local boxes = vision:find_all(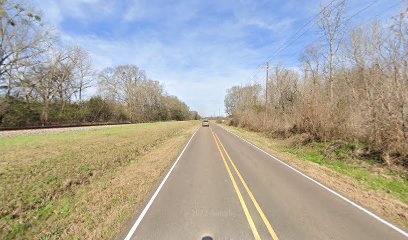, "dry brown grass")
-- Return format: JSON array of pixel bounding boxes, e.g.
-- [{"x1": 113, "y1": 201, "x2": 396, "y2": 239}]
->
[{"x1": 0, "y1": 121, "x2": 198, "y2": 239}]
